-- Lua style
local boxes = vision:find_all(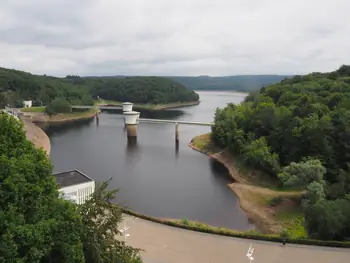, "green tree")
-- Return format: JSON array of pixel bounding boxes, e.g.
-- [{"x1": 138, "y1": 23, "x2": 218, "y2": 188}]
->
[
  {"x1": 0, "y1": 113, "x2": 84, "y2": 263},
  {"x1": 304, "y1": 181, "x2": 326, "y2": 205},
  {"x1": 46, "y1": 97, "x2": 72, "y2": 115},
  {"x1": 0, "y1": 92, "x2": 6, "y2": 108},
  {"x1": 278, "y1": 159, "x2": 326, "y2": 188},
  {"x1": 304, "y1": 199, "x2": 350, "y2": 240},
  {"x1": 242, "y1": 137, "x2": 280, "y2": 174},
  {"x1": 211, "y1": 65, "x2": 350, "y2": 240},
  {"x1": 79, "y1": 180, "x2": 142, "y2": 263}
]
